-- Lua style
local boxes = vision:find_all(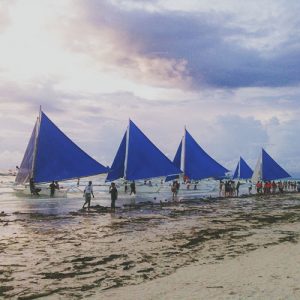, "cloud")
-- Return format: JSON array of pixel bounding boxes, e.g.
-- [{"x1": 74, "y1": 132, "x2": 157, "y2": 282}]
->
[
  {"x1": 199, "y1": 114, "x2": 299, "y2": 174},
  {"x1": 77, "y1": 0, "x2": 300, "y2": 89},
  {"x1": 267, "y1": 118, "x2": 300, "y2": 173}
]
